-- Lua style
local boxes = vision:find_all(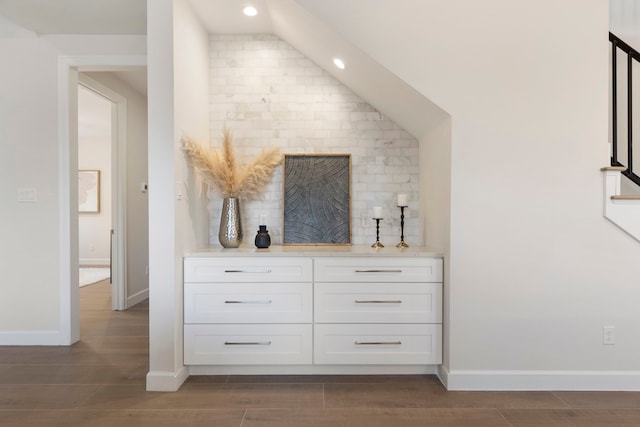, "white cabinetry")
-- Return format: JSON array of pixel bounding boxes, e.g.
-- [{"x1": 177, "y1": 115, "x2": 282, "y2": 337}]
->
[
  {"x1": 184, "y1": 257, "x2": 313, "y2": 365},
  {"x1": 183, "y1": 248, "x2": 443, "y2": 374},
  {"x1": 313, "y1": 258, "x2": 442, "y2": 365}
]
